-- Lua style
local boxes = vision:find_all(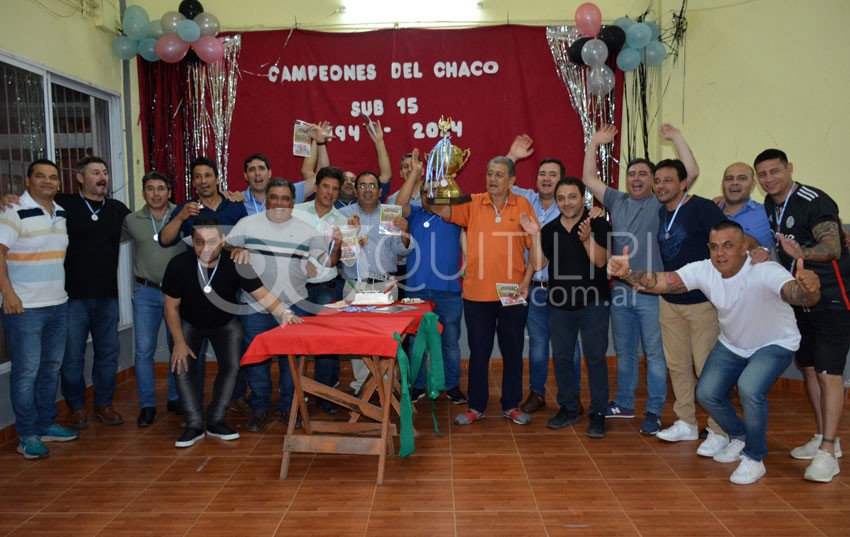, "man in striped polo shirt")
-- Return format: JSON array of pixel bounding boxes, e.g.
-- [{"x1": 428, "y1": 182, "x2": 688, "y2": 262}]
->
[{"x1": 0, "y1": 159, "x2": 79, "y2": 459}]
